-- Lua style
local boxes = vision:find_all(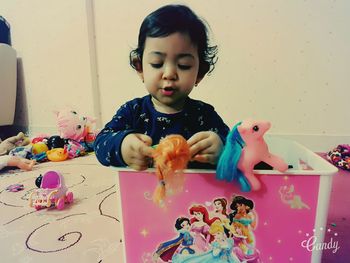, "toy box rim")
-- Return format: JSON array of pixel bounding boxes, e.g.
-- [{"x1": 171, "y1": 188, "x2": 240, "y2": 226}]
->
[
  {"x1": 114, "y1": 137, "x2": 338, "y2": 176},
  {"x1": 114, "y1": 167, "x2": 337, "y2": 176}
]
